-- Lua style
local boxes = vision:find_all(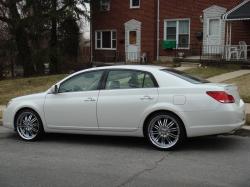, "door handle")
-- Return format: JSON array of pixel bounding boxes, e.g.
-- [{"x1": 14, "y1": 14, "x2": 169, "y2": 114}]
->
[
  {"x1": 140, "y1": 96, "x2": 153, "y2": 100},
  {"x1": 84, "y1": 97, "x2": 96, "y2": 102}
]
